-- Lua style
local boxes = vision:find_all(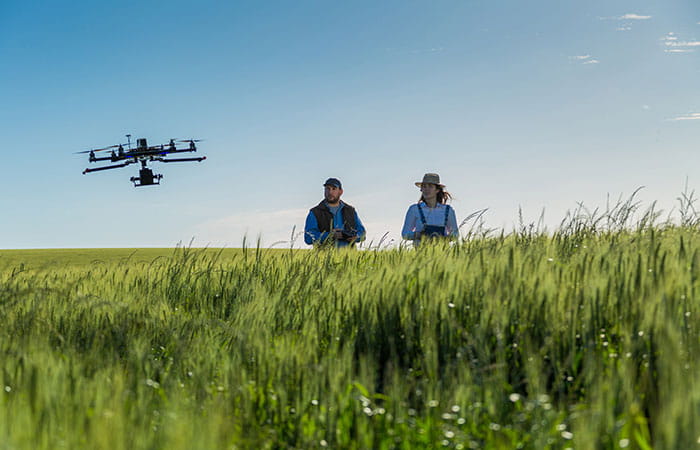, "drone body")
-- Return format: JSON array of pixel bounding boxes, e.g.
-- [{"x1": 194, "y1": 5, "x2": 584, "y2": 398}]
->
[{"x1": 78, "y1": 135, "x2": 206, "y2": 186}]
